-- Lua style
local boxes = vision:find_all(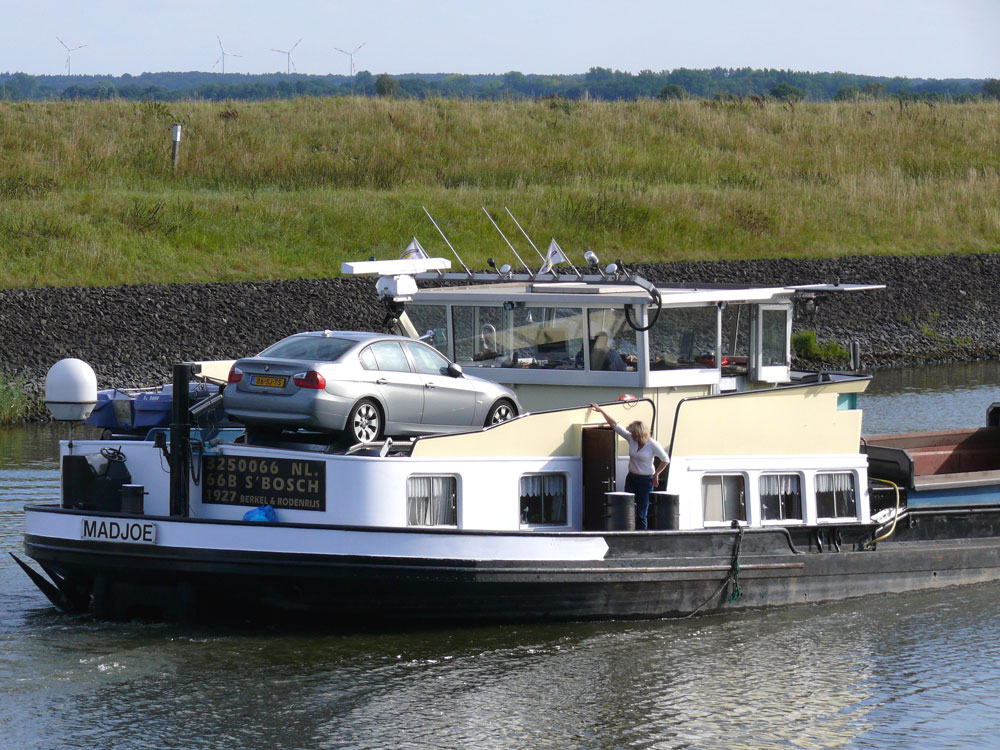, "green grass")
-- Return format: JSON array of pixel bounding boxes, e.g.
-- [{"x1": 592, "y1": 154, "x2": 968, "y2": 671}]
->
[
  {"x1": 1, "y1": 97, "x2": 999, "y2": 287},
  {"x1": 0, "y1": 372, "x2": 30, "y2": 425}
]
